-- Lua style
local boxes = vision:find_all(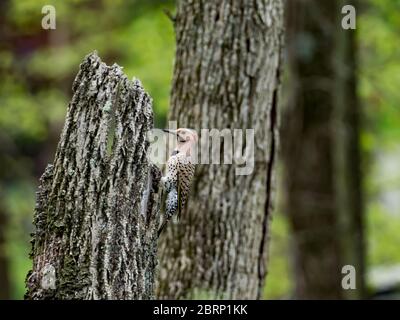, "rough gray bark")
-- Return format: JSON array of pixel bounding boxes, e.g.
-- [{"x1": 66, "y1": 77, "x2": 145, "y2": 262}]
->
[
  {"x1": 25, "y1": 52, "x2": 161, "y2": 300},
  {"x1": 283, "y1": 0, "x2": 364, "y2": 299},
  {"x1": 157, "y1": 0, "x2": 284, "y2": 299}
]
